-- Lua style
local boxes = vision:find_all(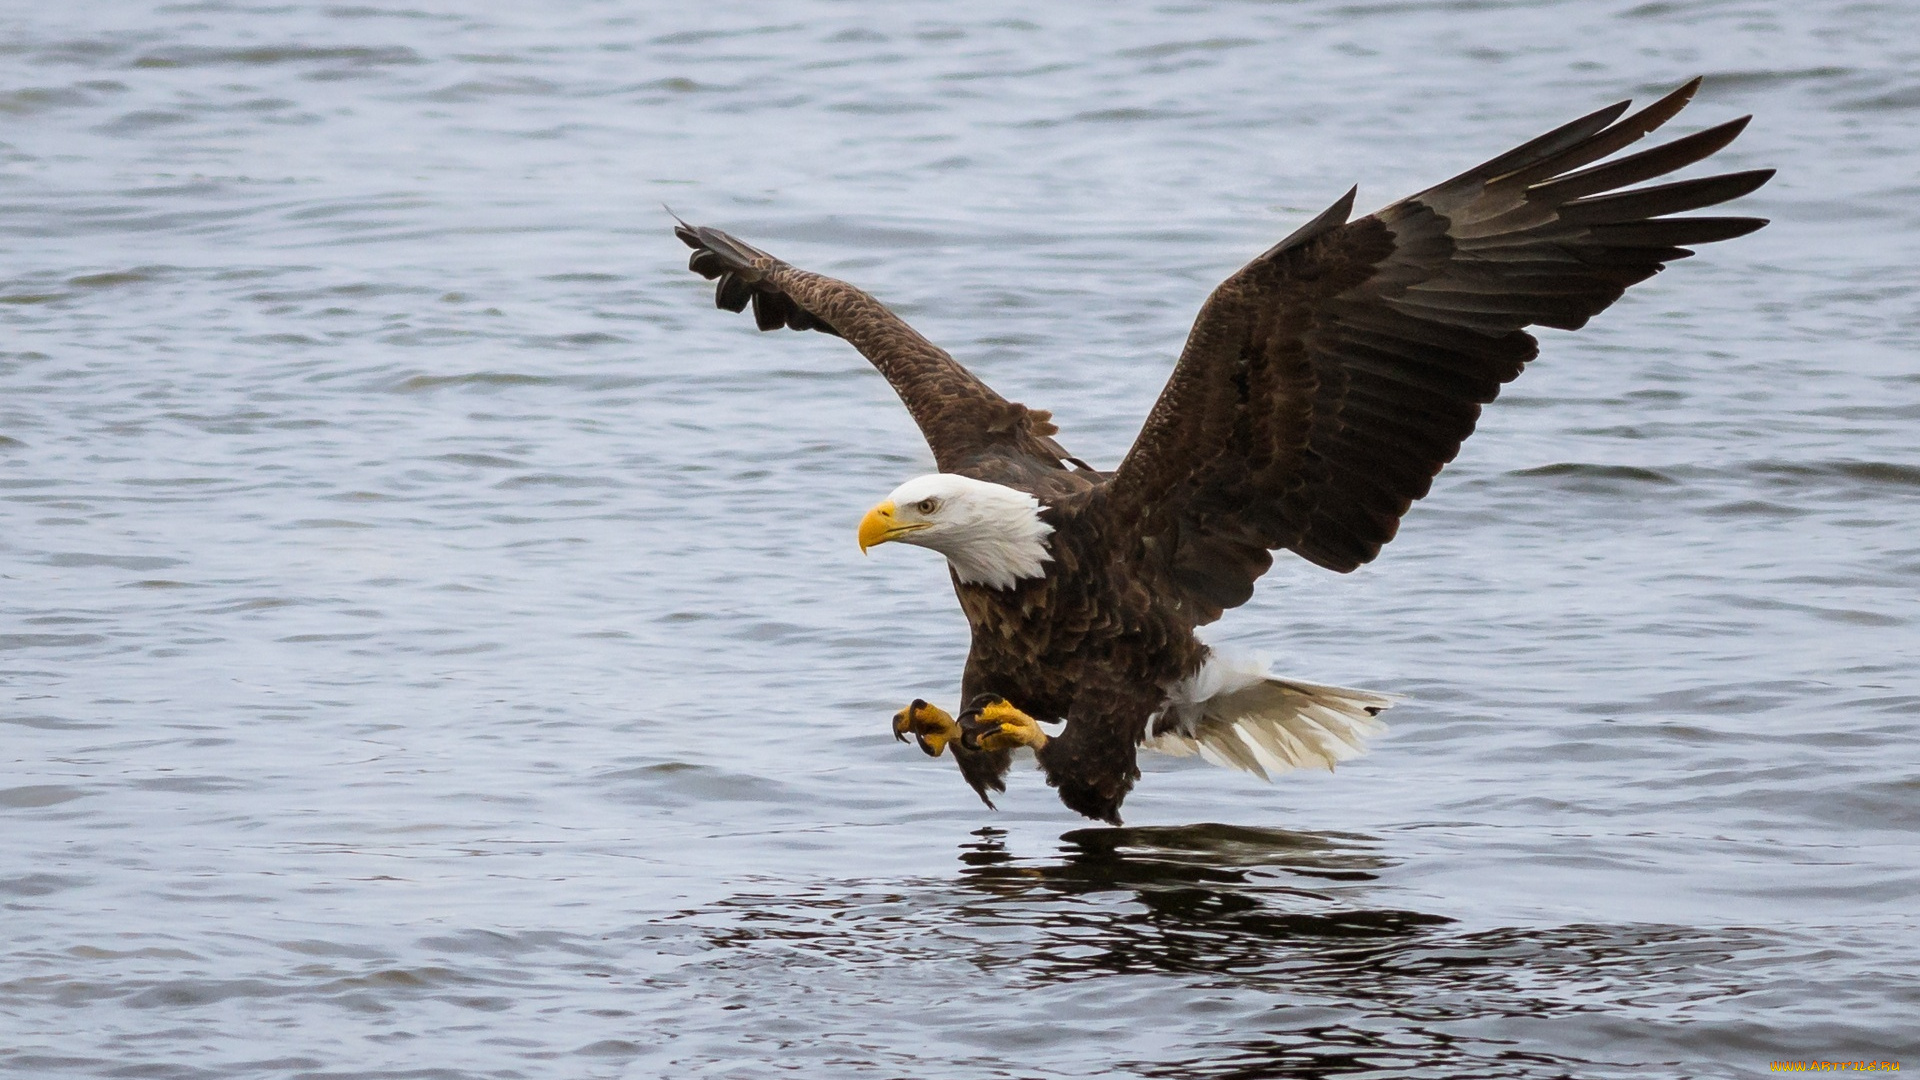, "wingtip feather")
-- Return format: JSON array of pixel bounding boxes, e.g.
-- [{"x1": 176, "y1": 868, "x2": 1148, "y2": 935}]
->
[{"x1": 1259, "y1": 185, "x2": 1359, "y2": 259}]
